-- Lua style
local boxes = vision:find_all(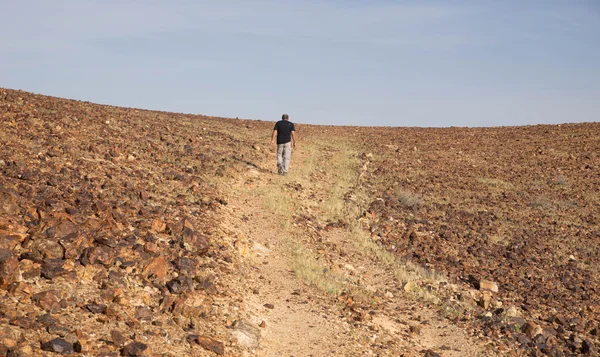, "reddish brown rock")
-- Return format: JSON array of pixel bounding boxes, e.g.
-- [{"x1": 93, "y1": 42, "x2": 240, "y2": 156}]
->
[
  {"x1": 9, "y1": 282, "x2": 33, "y2": 297},
  {"x1": 32, "y1": 290, "x2": 61, "y2": 313},
  {"x1": 142, "y1": 257, "x2": 169, "y2": 281},
  {"x1": 479, "y1": 291, "x2": 493, "y2": 310},
  {"x1": 74, "y1": 339, "x2": 90, "y2": 353},
  {"x1": 0, "y1": 325, "x2": 23, "y2": 349},
  {"x1": 30, "y1": 238, "x2": 64, "y2": 259},
  {"x1": 80, "y1": 246, "x2": 115, "y2": 266},
  {"x1": 0, "y1": 234, "x2": 20, "y2": 251},
  {"x1": 479, "y1": 280, "x2": 499, "y2": 293},
  {"x1": 0, "y1": 249, "x2": 20, "y2": 290},
  {"x1": 41, "y1": 258, "x2": 70, "y2": 279},
  {"x1": 46, "y1": 220, "x2": 78, "y2": 239},
  {"x1": 150, "y1": 219, "x2": 166, "y2": 233},
  {"x1": 110, "y1": 330, "x2": 128, "y2": 347},
  {"x1": 134, "y1": 306, "x2": 153, "y2": 322},
  {"x1": 143, "y1": 242, "x2": 158, "y2": 253},
  {"x1": 121, "y1": 341, "x2": 150, "y2": 356},
  {"x1": 18, "y1": 258, "x2": 41, "y2": 280},
  {"x1": 60, "y1": 234, "x2": 90, "y2": 260},
  {"x1": 180, "y1": 221, "x2": 209, "y2": 254},
  {"x1": 196, "y1": 336, "x2": 225, "y2": 355}
]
